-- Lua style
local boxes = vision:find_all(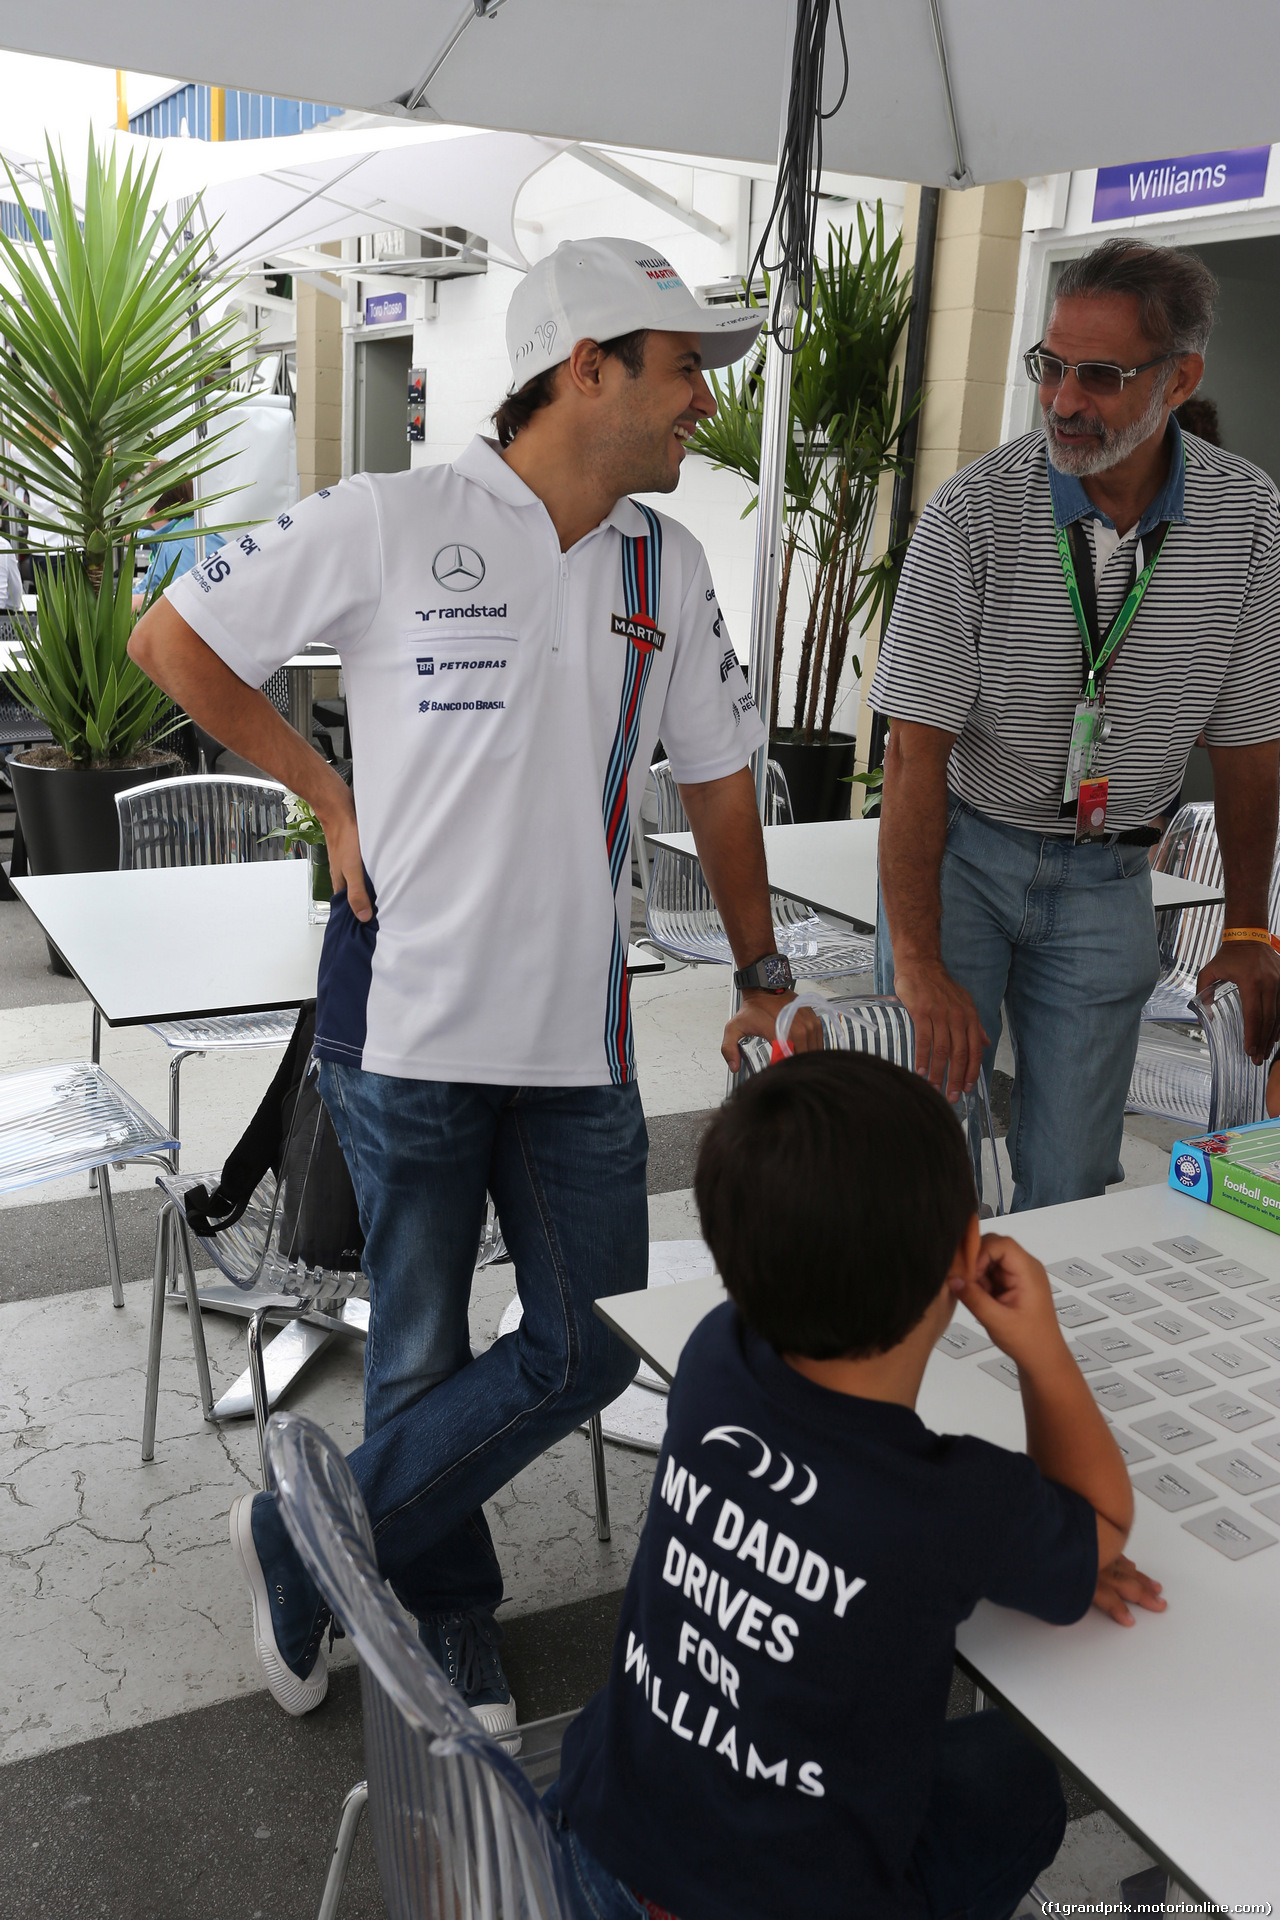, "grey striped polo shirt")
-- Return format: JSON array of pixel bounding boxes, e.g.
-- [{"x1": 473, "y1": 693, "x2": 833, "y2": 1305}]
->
[{"x1": 868, "y1": 427, "x2": 1280, "y2": 833}]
